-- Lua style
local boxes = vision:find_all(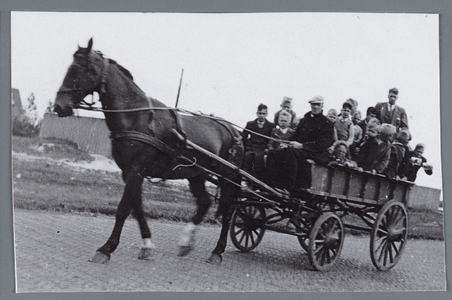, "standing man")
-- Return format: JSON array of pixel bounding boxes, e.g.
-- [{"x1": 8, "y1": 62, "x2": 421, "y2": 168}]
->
[
  {"x1": 265, "y1": 96, "x2": 335, "y2": 192},
  {"x1": 375, "y1": 87, "x2": 409, "y2": 132},
  {"x1": 242, "y1": 103, "x2": 275, "y2": 181}
]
